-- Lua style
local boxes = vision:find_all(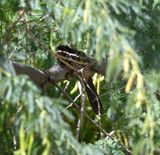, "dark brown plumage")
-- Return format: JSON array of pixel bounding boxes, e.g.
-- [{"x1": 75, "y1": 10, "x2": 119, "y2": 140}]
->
[{"x1": 55, "y1": 45, "x2": 103, "y2": 115}]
